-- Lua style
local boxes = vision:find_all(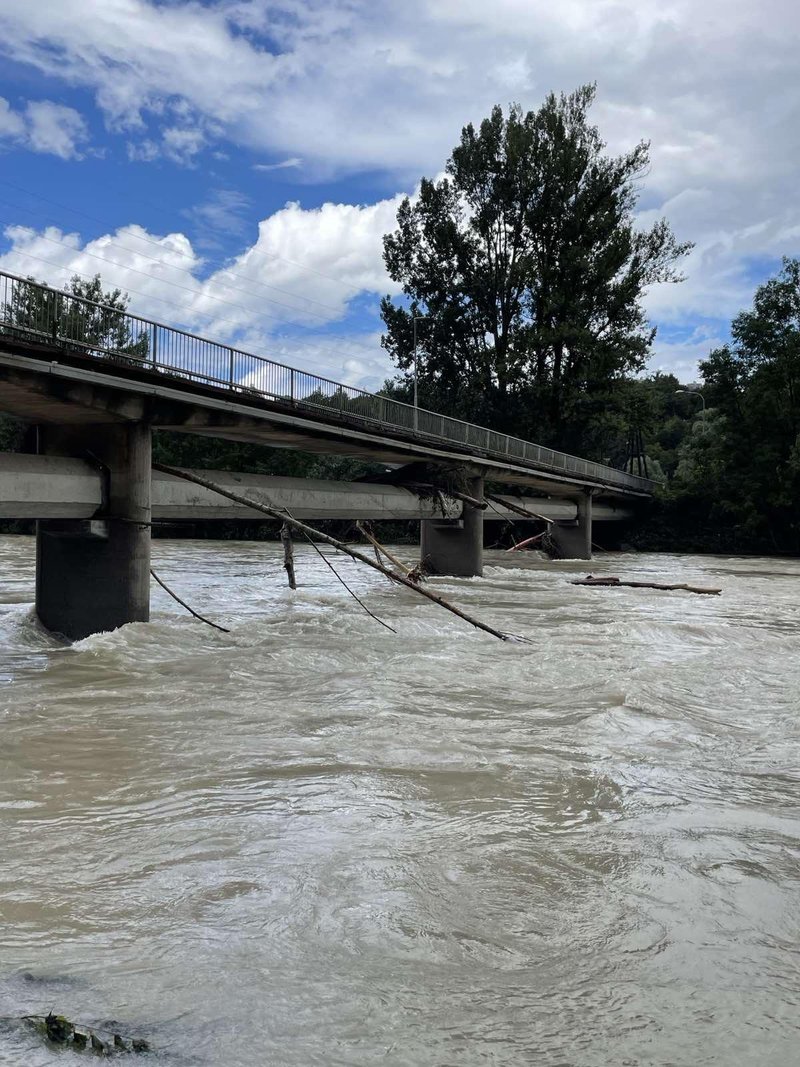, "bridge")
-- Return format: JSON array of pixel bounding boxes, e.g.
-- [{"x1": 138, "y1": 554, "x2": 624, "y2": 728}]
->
[{"x1": 0, "y1": 270, "x2": 655, "y2": 639}]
